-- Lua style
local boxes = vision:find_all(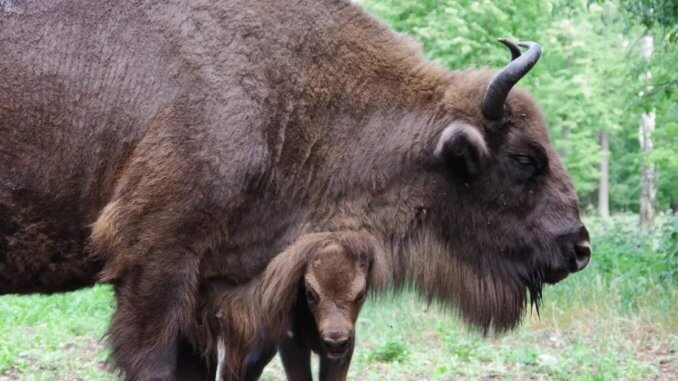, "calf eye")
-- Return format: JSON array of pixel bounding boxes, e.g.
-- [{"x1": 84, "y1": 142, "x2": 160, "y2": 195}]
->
[{"x1": 306, "y1": 287, "x2": 319, "y2": 305}]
